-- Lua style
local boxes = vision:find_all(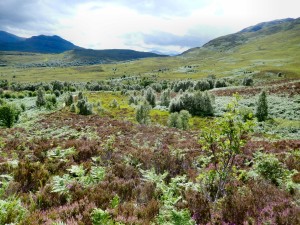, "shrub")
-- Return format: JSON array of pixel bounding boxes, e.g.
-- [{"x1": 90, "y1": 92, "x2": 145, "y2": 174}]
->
[
  {"x1": 151, "y1": 83, "x2": 162, "y2": 93},
  {"x1": 0, "y1": 197, "x2": 27, "y2": 224},
  {"x1": 168, "y1": 112, "x2": 180, "y2": 128},
  {"x1": 215, "y1": 79, "x2": 227, "y2": 88},
  {"x1": 160, "y1": 89, "x2": 171, "y2": 107},
  {"x1": 77, "y1": 99, "x2": 93, "y2": 115},
  {"x1": 17, "y1": 93, "x2": 25, "y2": 99},
  {"x1": 91, "y1": 208, "x2": 113, "y2": 225},
  {"x1": 4, "y1": 92, "x2": 11, "y2": 98},
  {"x1": 128, "y1": 96, "x2": 135, "y2": 105},
  {"x1": 169, "y1": 91, "x2": 213, "y2": 116},
  {"x1": 145, "y1": 87, "x2": 156, "y2": 107},
  {"x1": 179, "y1": 110, "x2": 191, "y2": 130},
  {"x1": 45, "y1": 95, "x2": 57, "y2": 110},
  {"x1": 109, "y1": 99, "x2": 119, "y2": 108},
  {"x1": 140, "y1": 169, "x2": 196, "y2": 225},
  {"x1": 36, "y1": 87, "x2": 46, "y2": 107},
  {"x1": 239, "y1": 106, "x2": 254, "y2": 121},
  {"x1": 169, "y1": 98, "x2": 184, "y2": 113},
  {"x1": 173, "y1": 80, "x2": 194, "y2": 92},
  {"x1": 52, "y1": 80, "x2": 64, "y2": 91},
  {"x1": 251, "y1": 152, "x2": 287, "y2": 186},
  {"x1": 70, "y1": 103, "x2": 76, "y2": 113},
  {"x1": 242, "y1": 77, "x2": 253, "y2": 86},
  {"x1": 168, "y1": 110, "x2": 191, "y2": 130},
  {"x1": 20, "y1": 103, "x2": 26, "y2": 111},
  {"x1": 65, "y1": 93, "x2": 73, "y2": 106},
  {"x1": 0, "y1": 79, "x2": 8, "y2": 89},
  {"x1": 14, "y1": 159, "x2": 50, "y2": 192},
  {"x1": 136, "y1": 102, "x2": 151, "y2": 124},
  {"x1": 194, "y1": 80, "x2": 211, "y2": 91},
  {"x1": 0, "y1": 103, "x2": 21, "y2": 128},
  {"x1": 78, "y1": 91, "x2": 84, "y2": 100},
  {"x1": 192, "y1": 91, "x2": 213, "y2": 116},
  {"x1": 256, "y1": 90, "x2": 268, "y2": 122},
  {"x1": 54, "y1": 90, "x2": 61, "y2": 97},
  {"x1": 198, "y1": 97, "x2": 255, "y2": 201}
]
